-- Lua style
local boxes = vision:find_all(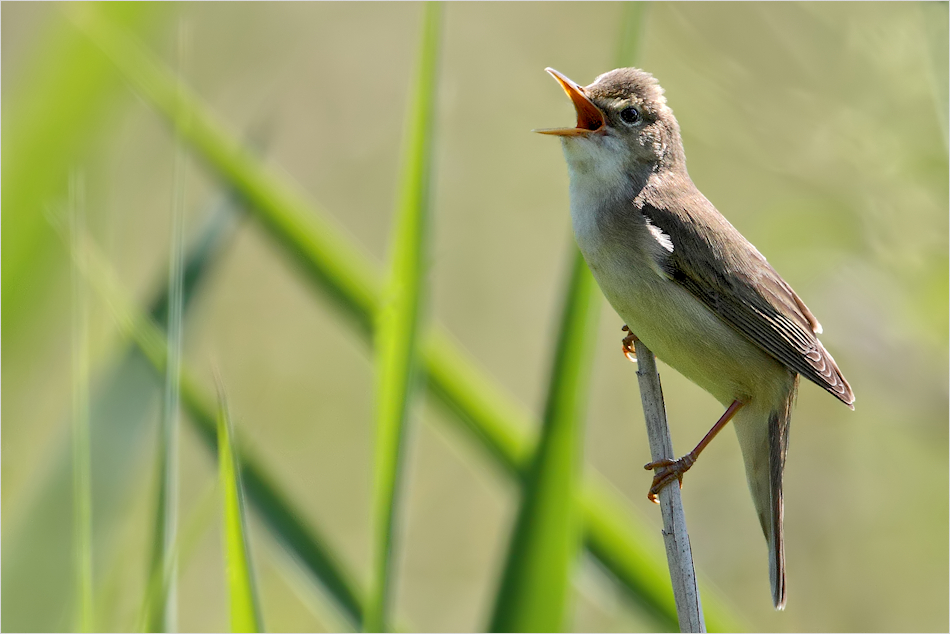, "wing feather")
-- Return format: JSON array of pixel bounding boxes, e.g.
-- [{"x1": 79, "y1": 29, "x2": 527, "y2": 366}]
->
[{"x1": 638, "y1": 193, "x2": 854, "y2": 407}]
